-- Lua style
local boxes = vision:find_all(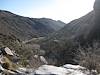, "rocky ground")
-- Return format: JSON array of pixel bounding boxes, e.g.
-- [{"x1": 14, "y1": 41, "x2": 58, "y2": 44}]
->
[
  {"x1": 0, "y1": 64, "x2": 98, "y2": 75},
  {"x1": 0, "y1": 47, "x2": 99, "y2": 75}
]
